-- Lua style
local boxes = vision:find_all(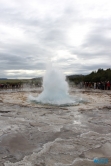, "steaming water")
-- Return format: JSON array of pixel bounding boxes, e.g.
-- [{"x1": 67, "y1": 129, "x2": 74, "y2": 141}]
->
[{"x1": 30, "y1": 66, "x2": 83, "y2": 106}]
